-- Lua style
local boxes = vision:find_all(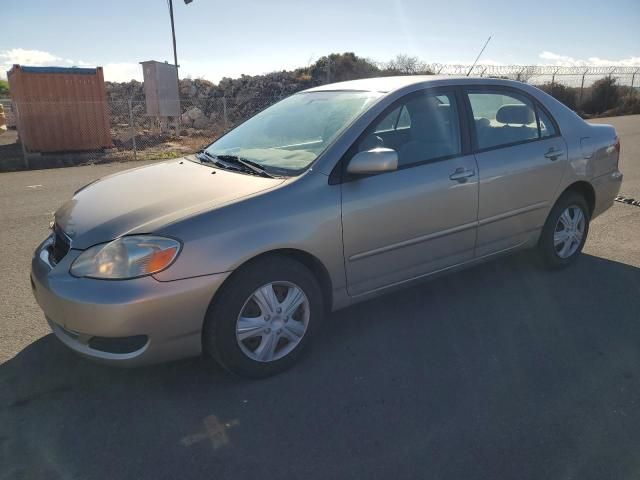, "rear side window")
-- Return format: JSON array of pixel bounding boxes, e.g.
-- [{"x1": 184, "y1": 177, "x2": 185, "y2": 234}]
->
[
  {"x1": 538, "y1": 108, "x2": 557, "y2": 138},
  {"x1": 467, "y1": 91, "x2": 539, "y2": 150}
]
